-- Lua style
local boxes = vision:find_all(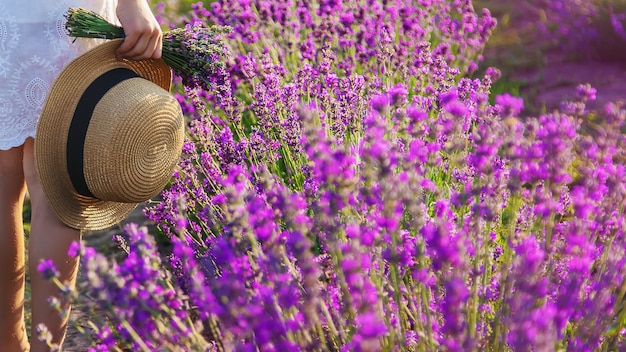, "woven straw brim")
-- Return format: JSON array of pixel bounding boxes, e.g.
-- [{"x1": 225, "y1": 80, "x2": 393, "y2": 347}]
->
[{"x1": 35, "y1": 39, "x2": 174, "y2": 231}]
